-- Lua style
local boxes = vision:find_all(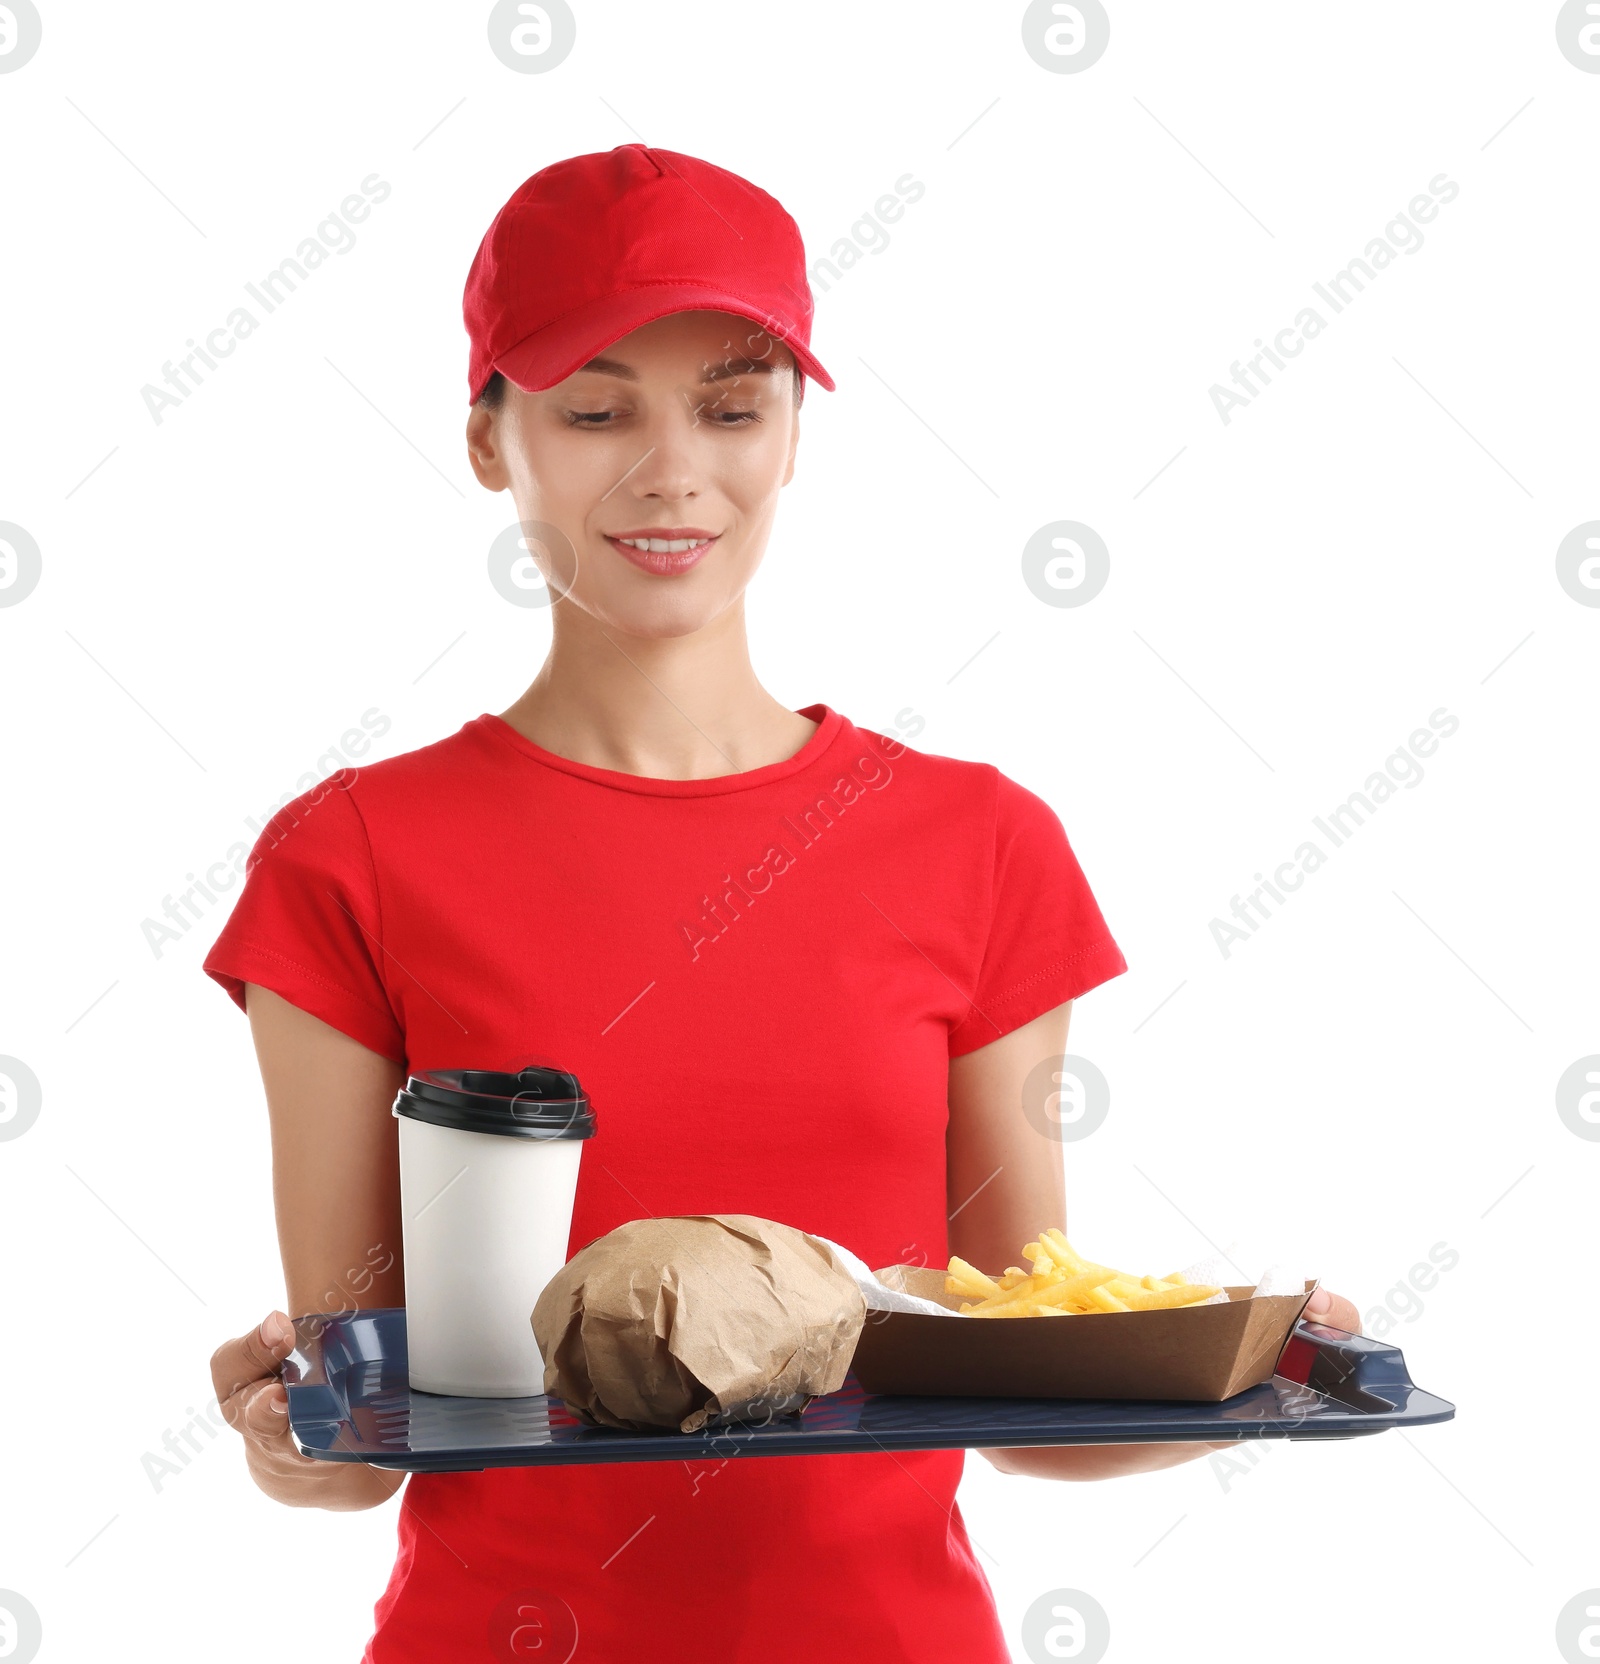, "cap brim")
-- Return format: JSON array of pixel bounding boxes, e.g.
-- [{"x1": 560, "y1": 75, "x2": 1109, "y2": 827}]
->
[{"x1": 492, "y1": 283, "x2": 835, "y2": 396}]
